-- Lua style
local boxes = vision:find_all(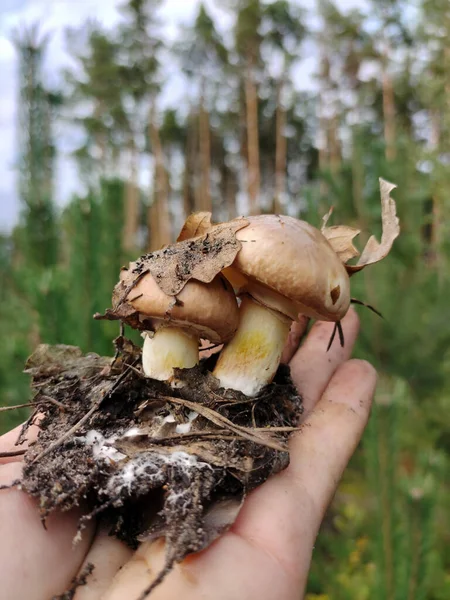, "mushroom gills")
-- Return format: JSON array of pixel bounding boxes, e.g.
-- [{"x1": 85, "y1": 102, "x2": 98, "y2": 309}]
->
[
  {"x1": 142, "y1": 326, "x2": 199, "y2": 382},
  {"x1": 213, "y1": 296, "x2": 291, "y2": 397}
]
